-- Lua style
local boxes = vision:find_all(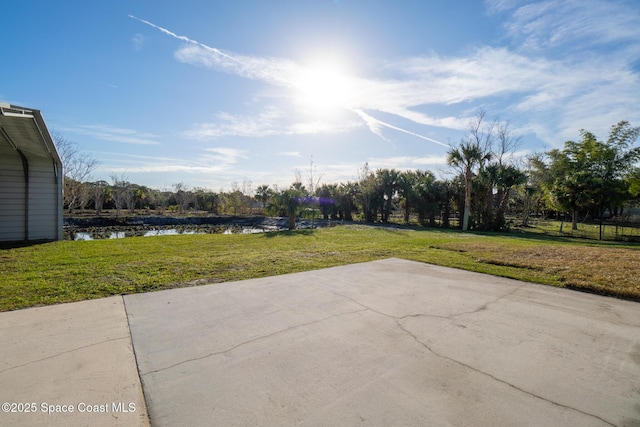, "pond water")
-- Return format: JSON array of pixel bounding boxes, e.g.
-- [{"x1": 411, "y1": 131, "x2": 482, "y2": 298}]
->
[
  {"x1": 222, "y1": 228, "x2": 265, "y2": 235},
  {"x1": 70, "y1": 227, "x2": 266, "y2": 241},
  {"x1": 74, "y1": 232, "x2": 127, "y2": 240}
]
